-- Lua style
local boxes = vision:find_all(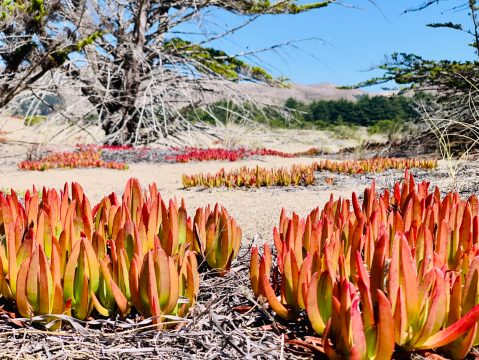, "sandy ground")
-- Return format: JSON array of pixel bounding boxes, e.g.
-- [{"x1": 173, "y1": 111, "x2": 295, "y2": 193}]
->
[
  {"x1": 0, "y1": 155, "x2": 367, "y2": 244},
  {"x1": 1, "y1": 116, "x2": 472, "y2": 245}
]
